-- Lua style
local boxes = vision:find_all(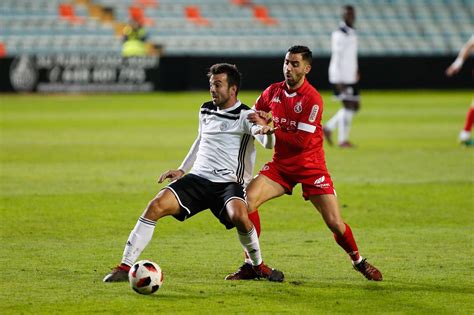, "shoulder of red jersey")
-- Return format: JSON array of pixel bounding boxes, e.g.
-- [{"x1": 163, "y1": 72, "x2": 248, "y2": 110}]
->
[
  {"x1": 264, "y1": 81, "x2": 285, "y2": 94},
  {"x1": 256, "y1": 81, "x2": 285, "y2": 110},
  {"x1": 302, "y1": 81, "x2": 323, "y2": 105}
]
